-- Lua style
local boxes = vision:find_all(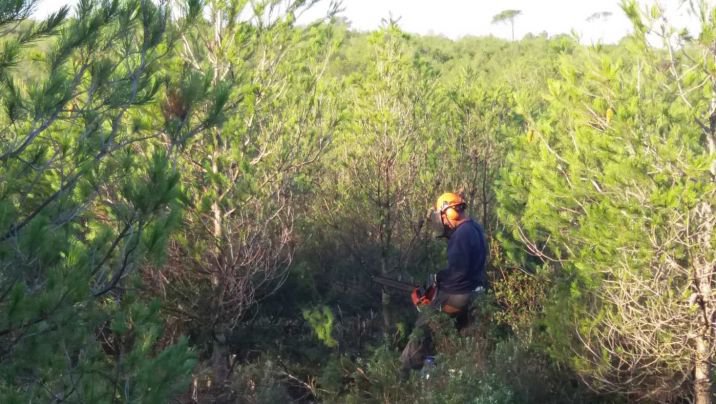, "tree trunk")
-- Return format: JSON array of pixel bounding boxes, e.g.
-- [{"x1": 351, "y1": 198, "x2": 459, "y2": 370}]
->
[
  {"x1": 211, "y1": 337, "x2": 228, "y2": 388},
  {"x1": 381, "y1": 256, "x2": 392, "y2": 337},
  {"x1": 211, "y1": 146, "x2": 222, "y2": 239},
  {"x1": 695, "y1": 333, "x2": 711, "y2": 404},
  {"x1": 694, "y1": 88, "x2": 716, "y2": 404},
  {"x1": 695, "y1": 244, "x2": 712, "y2": 404},
  {"x1": 380, "y1": 165, "x2": 393, "y2": 337},
  {"x1": 694, "y1": 199, "x2": 714, "y2": 404},
  {"x1": 210, "y1": 141, "x2": 227, "y2": 385}
]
